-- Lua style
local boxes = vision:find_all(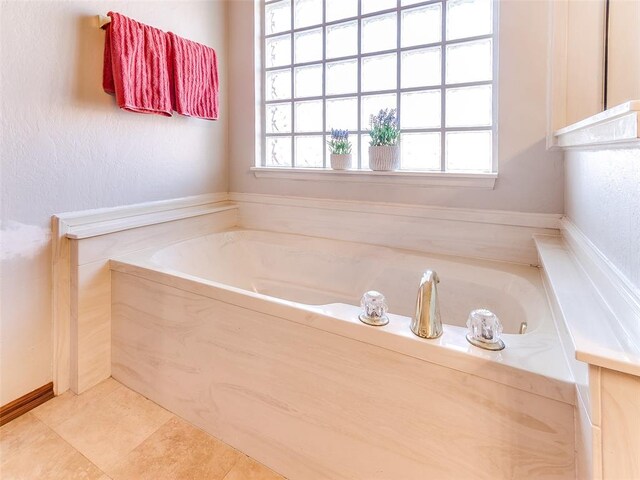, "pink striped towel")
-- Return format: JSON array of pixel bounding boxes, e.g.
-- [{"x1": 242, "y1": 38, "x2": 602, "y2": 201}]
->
[
  {"x1": 168, "y1": 32, "x2": 219, "y2": 120},
  {"x1": 103, "y1": 12, "x2": 173, "y2": 117}
]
